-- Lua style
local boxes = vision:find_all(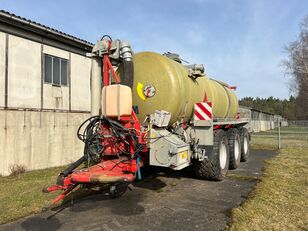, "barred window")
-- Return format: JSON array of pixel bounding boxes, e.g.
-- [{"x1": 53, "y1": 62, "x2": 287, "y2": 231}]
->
[{"x1": 44, "y1": 54, "x2": 68, "y2": 86}]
